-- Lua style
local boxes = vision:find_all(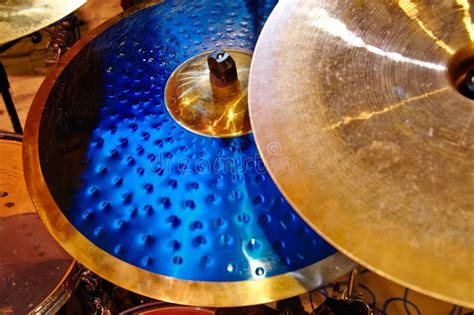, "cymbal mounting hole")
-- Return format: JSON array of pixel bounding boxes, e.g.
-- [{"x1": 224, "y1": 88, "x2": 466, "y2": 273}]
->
[
  {"x1": 447, "y1": 47, "x2": 474, "y2": 100},
  {"x1": 255, "y1": 267, "x2": 265, "y2": 276},
  {"x1": 4, "y1": 202, "x2": 14, "y2": 208},
  {"x1": 0, "y1": 192, "x2": 8, "y2": 198}
]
